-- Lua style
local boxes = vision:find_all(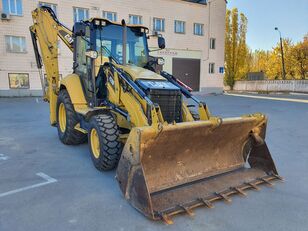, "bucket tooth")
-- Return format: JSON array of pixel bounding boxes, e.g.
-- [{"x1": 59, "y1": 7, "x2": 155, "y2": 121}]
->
[
  {"x1": 179, "y1": 205, "x2": 195, "y2": 217},
  {"x1": 233, "y1": 187, "x2": 248, "y2": 197},
  {"x1": 215, "y1": 192, "x2": 232, "y2": 203},
  {"x1": 273, "y1": 174, "x2": 284, "y2": 181},
  {"x1": 199, "y1": 198, "x2": 214, "y2": 209},
  {"x1": 160, "y1": 213, "x2": 173, "y2": 225},
  {"x1": 259, "y1": 177, "x2": 274, "y2": 187},
  {"x1": 246, "y1": 182, "x2": 261, "y2": 191}
]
